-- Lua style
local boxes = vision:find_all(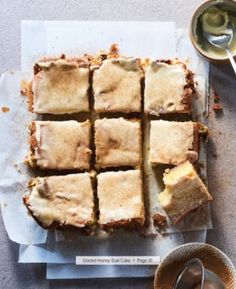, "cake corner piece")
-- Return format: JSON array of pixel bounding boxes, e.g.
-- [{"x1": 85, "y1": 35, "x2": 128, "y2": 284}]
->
[
  {"x1": 23, "y1": 173, "x2": 95, "y2": 230},
  {"x1": 144, "y1": 59, "x2": 195, "y2": 116},
  {"x1": 31, "y1": 57, "x2": 90, "y2": 115}
]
